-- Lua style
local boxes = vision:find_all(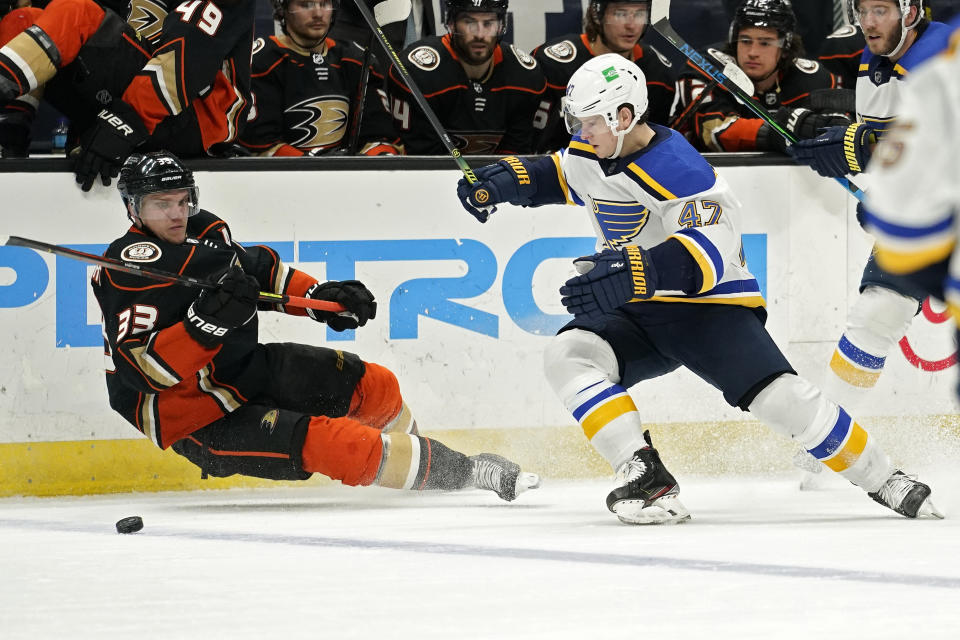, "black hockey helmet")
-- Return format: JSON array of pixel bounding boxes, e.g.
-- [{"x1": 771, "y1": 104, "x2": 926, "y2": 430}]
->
[
  {"x1": 729, "y1": 0, "x2": 798, "y2": 49},
  {"x1": 272, "y1": 0, "x2": 340, "y2": 36},
  {"x1": 444, "y1": 0, "x2": 508, "y2": 38},
  {"x1": 118, "y1": 151, "x2": 199, "y2": 222},
  {"x1": 585, "y1": 1, "x2": 650, "y2": 44}
]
